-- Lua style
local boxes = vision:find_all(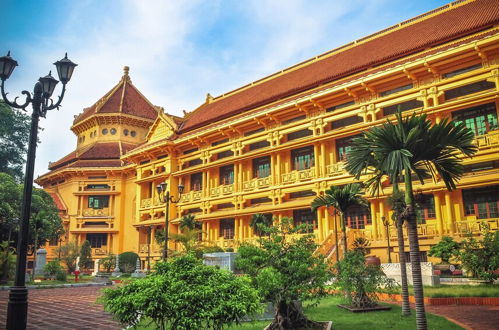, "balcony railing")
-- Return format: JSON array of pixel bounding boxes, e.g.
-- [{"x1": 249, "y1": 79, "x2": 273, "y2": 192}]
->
[
  {"x1": 456, "y1": 218, "x2": 499, "y2": 235},
  {"x1": 181, "y1": 190, "x2": 203, "y2": 203},
  {"x1": 91, "y1": 247, "x2": 108, "y2": 256},
  {"x1": 82, "y1": 208, "x2": 110, "y2": 217},
  {"x1": 417, "y1": 223, "x2": 438, "y2": 238},
  {"x1": 243, "y1": 177, "x2": 271, "y2": 192},
  {"x1": 326, "y1": 162, "x2": 345, "y2": 177},
  {"x1": 210, "y1": 184, "x2": 234, "y2": 197},
  {"x1": 141, "y1": 198, "x2": 152, "y2": 208},
  {"x1": 475, "y1": 130, "x2": 499, "y2": 150},
  {"x1": 281, "y1": 167, "x2": 315, "y2": 184},
  {"x1": 139, "y1": 243, "x2": 163, "y2": 254}
]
